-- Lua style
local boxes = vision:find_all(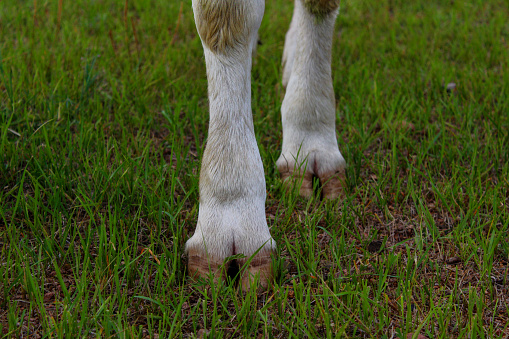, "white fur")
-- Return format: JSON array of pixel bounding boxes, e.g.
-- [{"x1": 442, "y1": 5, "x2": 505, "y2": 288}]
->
[
  {"x1": 277, "y1": 0, "x2": 346, "y2": 182},
  {"x1": 282, "y1": 10, "x2": 298, "y2": 88},
  {"x1": 185, "y1": 0, "x2": 276, "y2": 262},
  {"x1": 186, "y1": 0, "x2": 344, "y2": 279}
]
